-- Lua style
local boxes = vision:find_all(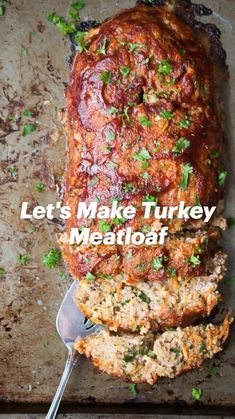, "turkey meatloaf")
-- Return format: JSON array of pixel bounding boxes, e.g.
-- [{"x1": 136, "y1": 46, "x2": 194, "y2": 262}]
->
[
  {"x1": 75, "y1": 314, "x2": 232, "y2": 384},
  {"x1": 61, "y1": 1, "x2": 231, "y2": 383}
]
